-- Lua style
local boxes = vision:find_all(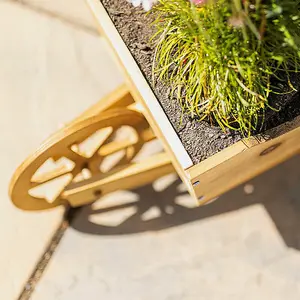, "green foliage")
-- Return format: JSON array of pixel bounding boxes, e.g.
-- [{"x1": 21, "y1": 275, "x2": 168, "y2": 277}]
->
[{"x1": 152, "y1": 0, "x2": 300, "y2": 134}]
